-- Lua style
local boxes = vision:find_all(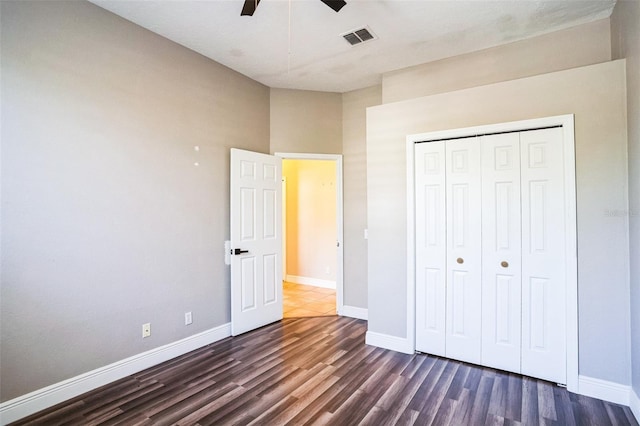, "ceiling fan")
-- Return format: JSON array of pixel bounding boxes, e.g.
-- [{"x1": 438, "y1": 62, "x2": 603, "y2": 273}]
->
[{"x1": 241, "y1": 0, "x2": 347, "y2": 16}]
